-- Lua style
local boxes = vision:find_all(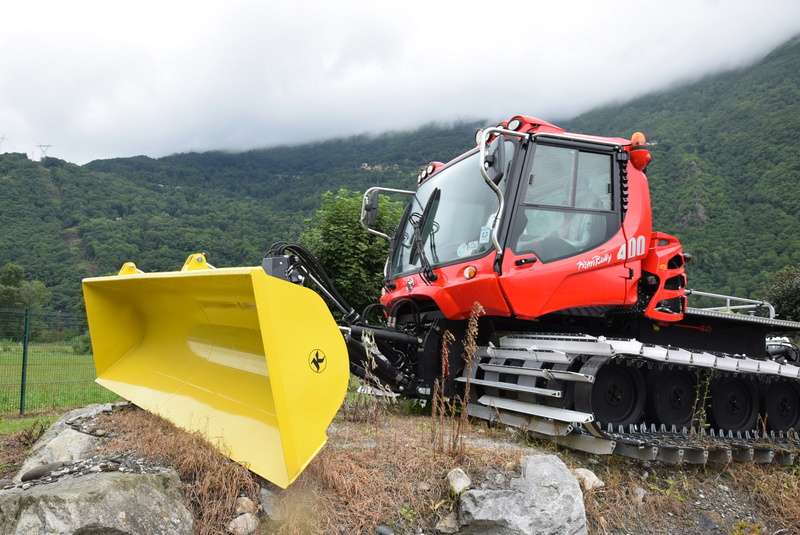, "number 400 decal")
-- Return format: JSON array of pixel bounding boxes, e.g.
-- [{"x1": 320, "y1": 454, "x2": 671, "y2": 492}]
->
[{"x1": 617, "y1": 235, "x2": 646, "y2": 260}]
